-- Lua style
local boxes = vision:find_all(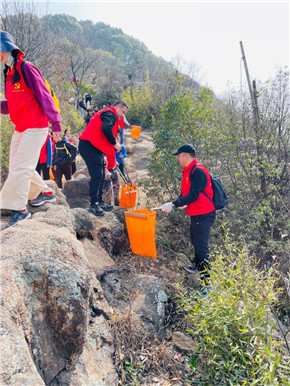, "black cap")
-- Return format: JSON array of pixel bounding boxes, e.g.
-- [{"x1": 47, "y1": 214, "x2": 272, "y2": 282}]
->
[{"x1": 172, "y1": 143, "x2": 196, "y2": 156}]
